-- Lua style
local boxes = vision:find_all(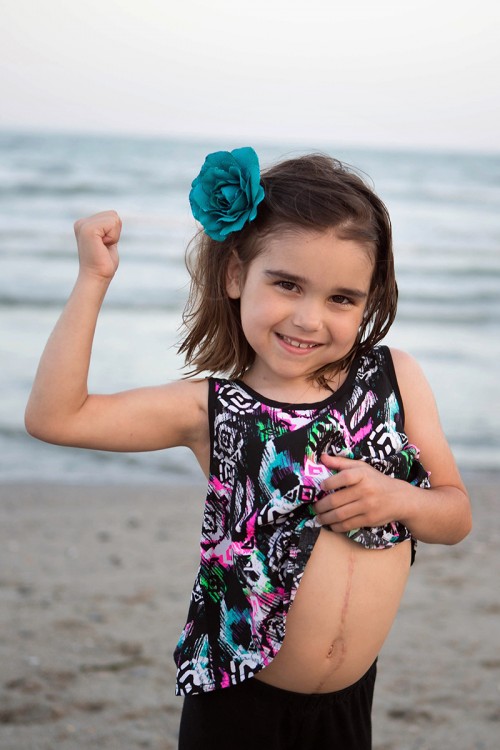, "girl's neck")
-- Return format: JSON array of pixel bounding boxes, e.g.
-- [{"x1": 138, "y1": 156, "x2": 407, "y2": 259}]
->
[{"x1": 240, "y1": 370, "x2": 346, "y2": 405}]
